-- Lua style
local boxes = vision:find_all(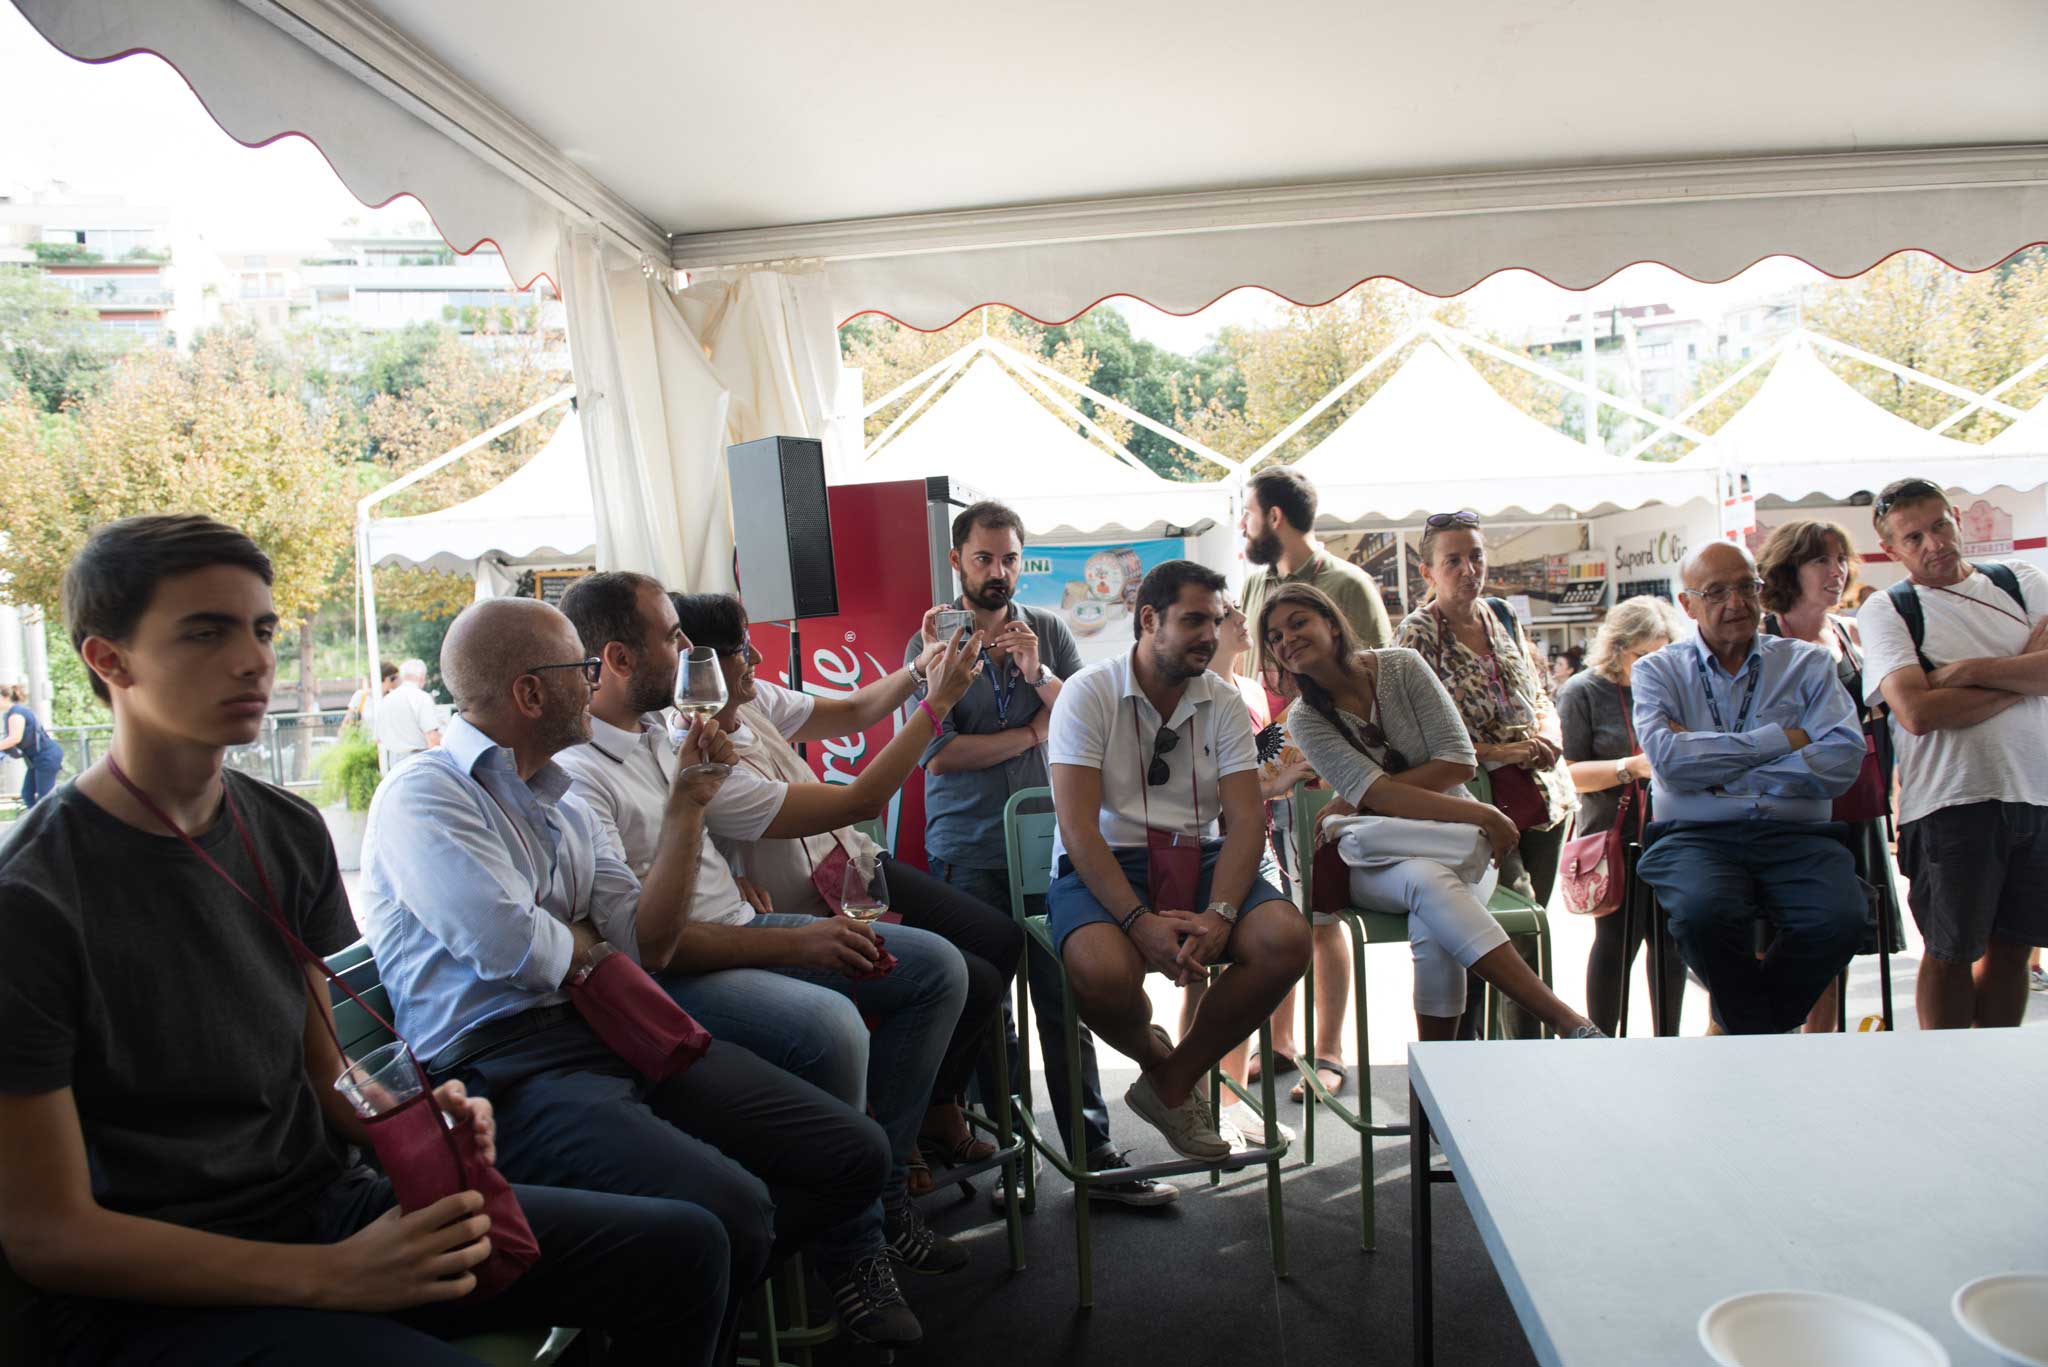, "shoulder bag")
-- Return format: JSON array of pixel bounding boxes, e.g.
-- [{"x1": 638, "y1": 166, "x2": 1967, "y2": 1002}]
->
[{"x1": 1559, "y1": 682, "x2": 1642, "y2": 917}]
